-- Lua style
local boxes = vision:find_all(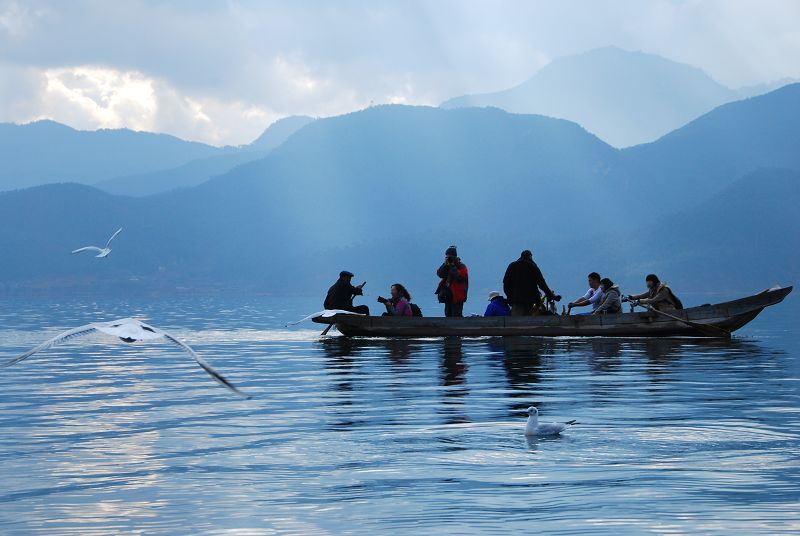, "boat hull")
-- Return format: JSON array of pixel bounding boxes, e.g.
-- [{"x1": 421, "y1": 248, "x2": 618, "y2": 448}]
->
[{"x1": 313, "y1": 286, "x2": 792, "y2": 338}]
